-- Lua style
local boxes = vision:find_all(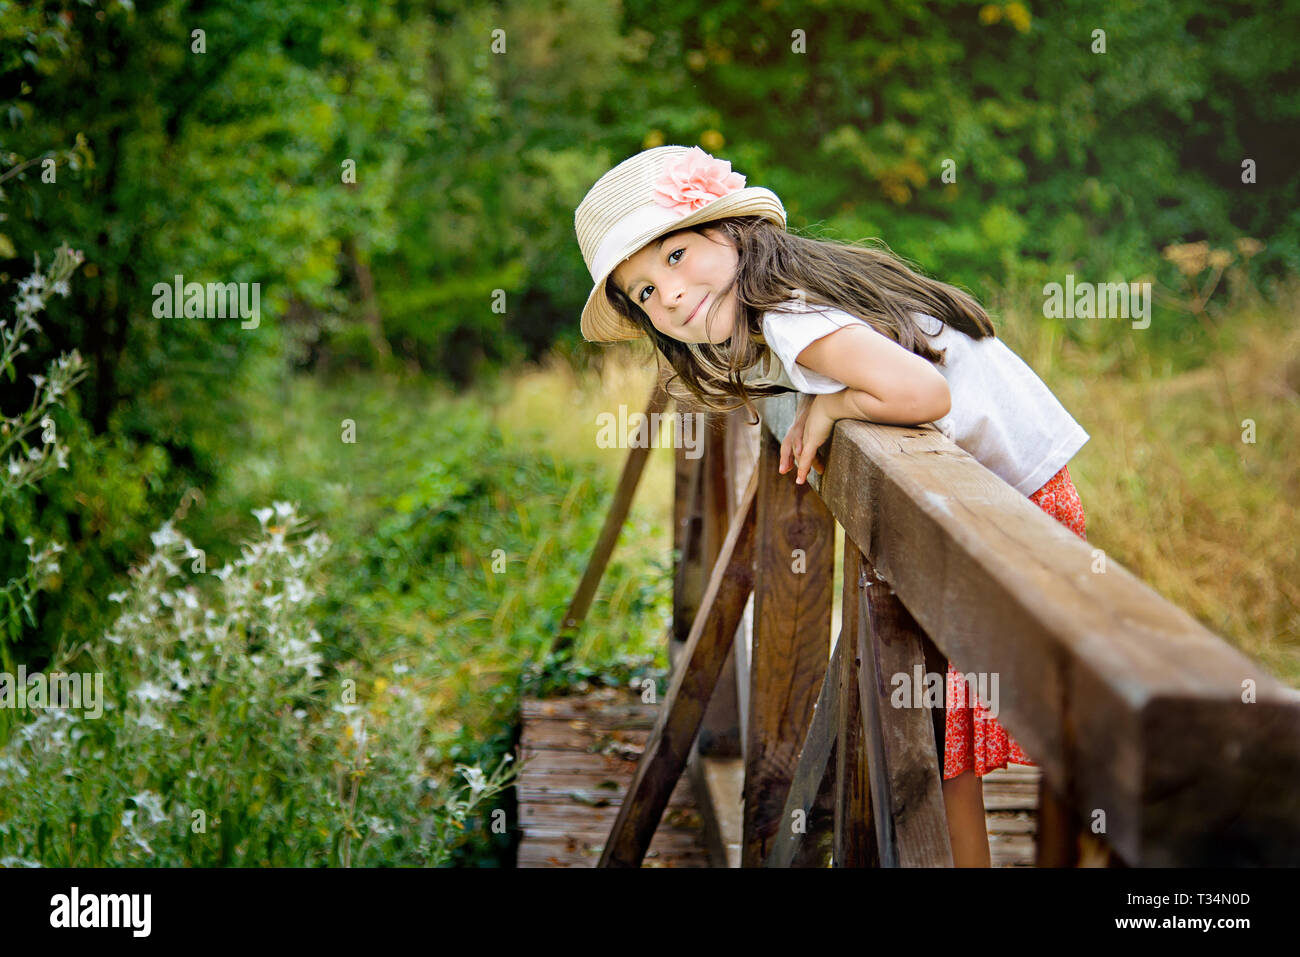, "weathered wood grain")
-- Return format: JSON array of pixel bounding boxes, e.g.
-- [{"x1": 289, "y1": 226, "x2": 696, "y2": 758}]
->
[
  {"x1": 833, "y1": 539, "x2": 879, "y2": 866},
  {"x1": 743, "y1": 430, "x2": 837, "y2": 866},
  {"x1": 765, "y1": 631, "x2": 843, "y2": 867},
  {"x1": 857, "y1": 552, "x2": 954, "y2": 867}
]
